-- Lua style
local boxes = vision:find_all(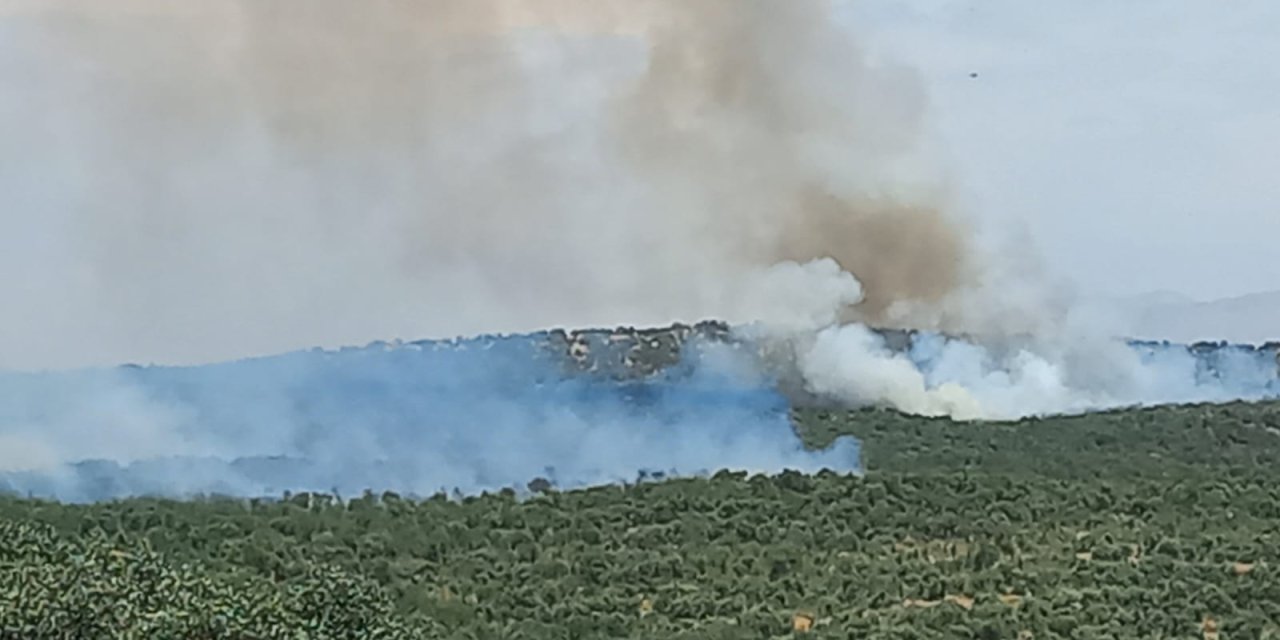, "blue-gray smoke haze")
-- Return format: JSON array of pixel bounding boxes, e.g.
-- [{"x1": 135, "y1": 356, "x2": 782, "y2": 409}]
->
[
  {"x1": 2, "y1": 326, "x2": 1276, "y2": 503},
  {"x1": 3, "y1": 2, "x2": 1275, "y2": 504},
  {"x1": 0, "y1": 331, "x2": 861, "y2": 502}
]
